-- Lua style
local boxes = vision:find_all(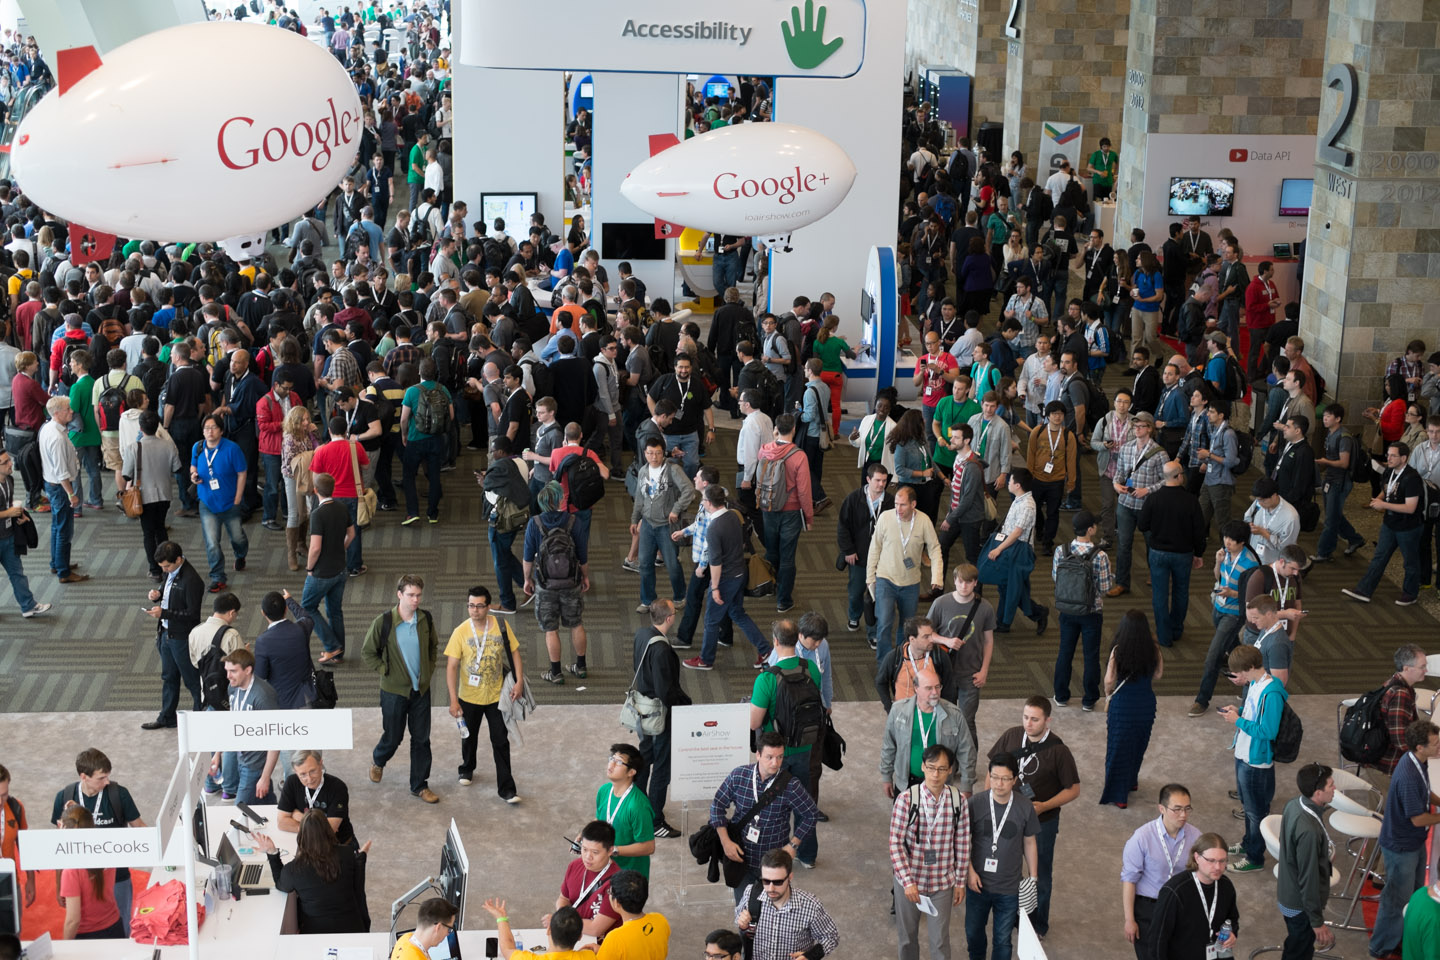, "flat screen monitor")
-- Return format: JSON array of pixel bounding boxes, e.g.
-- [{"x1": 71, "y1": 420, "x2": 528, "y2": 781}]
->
[
  {"x1": 1278, "y1": 178, "x2": 1313, "y2": 217},
  {"x1": 601, "y1": 222, "x2": 667, "y2": 261},
  {"x1": 1167, "y1": 177, "x2": 1235, "y2": 217},
  {"x1": 0, "y1": 858, "x2": 18, "y2": 935},
  {"x1": 577, "y1": 81, "x2": 593, "y2": 99},
  {"x1": 439, "y1": 819, "x2": 470, "y2": 929},
  {"x1": 1272, "y1": 242, "x2": 1293, "y2": 258},
  {"x1": 704, "y1": 81, "x2": 730, "y2": 99},
  {"x1": 479, "y1": 193, "x2": 538, "y2": 234}
]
